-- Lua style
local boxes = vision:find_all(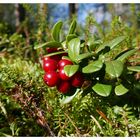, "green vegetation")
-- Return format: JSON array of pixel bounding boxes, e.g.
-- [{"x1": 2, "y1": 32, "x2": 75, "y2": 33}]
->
[{"x1": 0, "y1": 4, "x2": 140, "y2": 136}]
